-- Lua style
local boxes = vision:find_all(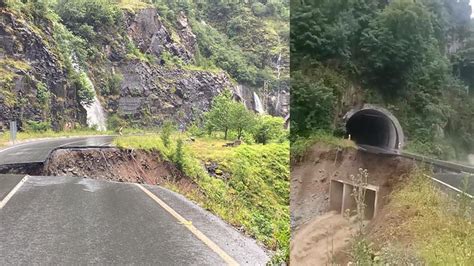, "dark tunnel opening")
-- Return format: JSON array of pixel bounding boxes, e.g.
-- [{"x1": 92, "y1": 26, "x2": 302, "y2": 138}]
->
[{"x1": 346, "y1": 109, "x2": 402, "y2": 151}]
